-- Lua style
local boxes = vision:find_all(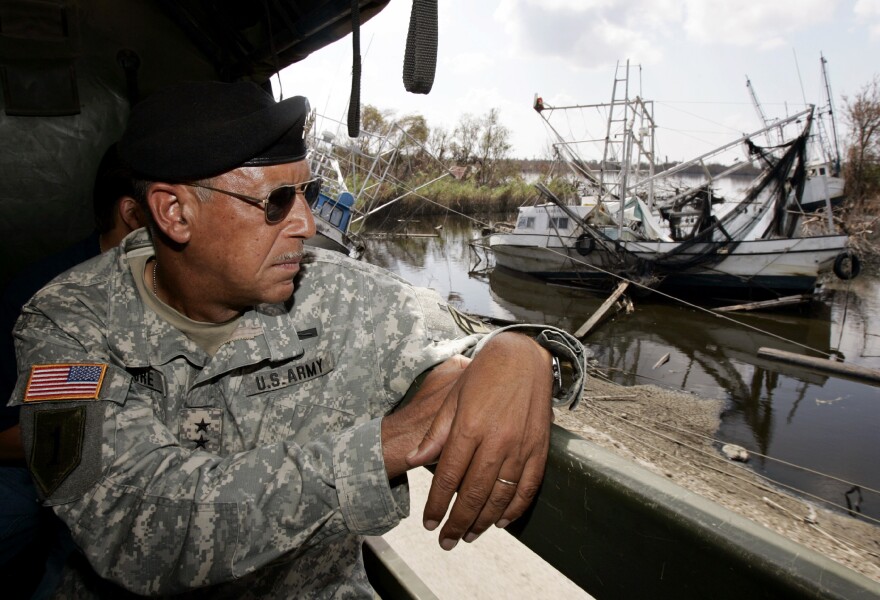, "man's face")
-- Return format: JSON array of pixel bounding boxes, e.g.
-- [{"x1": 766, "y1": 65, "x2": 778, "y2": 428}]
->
[{"x1": 185, "y1": 160, "x2": 316, "y2": 309}]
